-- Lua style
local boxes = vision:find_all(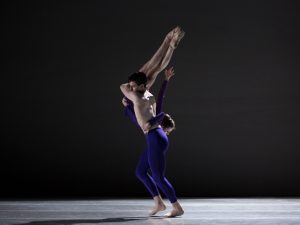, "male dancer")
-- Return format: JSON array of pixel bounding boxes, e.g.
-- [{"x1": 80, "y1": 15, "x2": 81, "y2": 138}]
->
[
  {"x1": 122, "y1": 67, "x2": 175, "y2": 135},
  {"x1": 120, "y1": 27, "x2": 185, "y2": 217},
  {"x1": 122, "y1": 68, "x2": 177, "y2": 216}
]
